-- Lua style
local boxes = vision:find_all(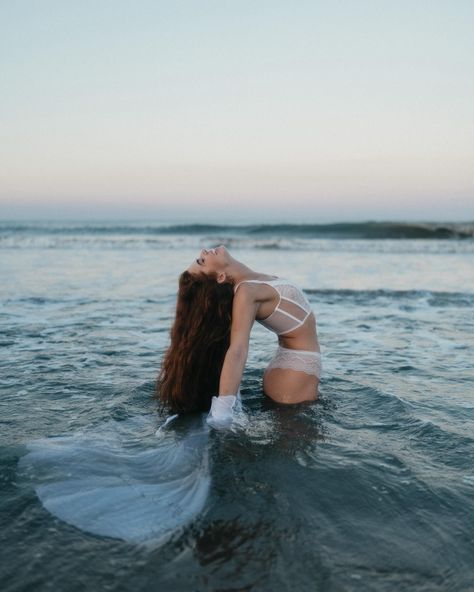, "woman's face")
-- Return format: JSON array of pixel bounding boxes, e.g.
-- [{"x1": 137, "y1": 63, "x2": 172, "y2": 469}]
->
[{"x1": 186, "y1": 245, "x2": 231, "y2": 277}]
